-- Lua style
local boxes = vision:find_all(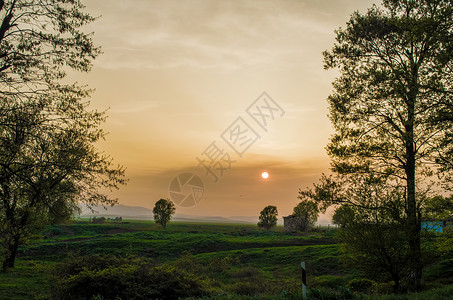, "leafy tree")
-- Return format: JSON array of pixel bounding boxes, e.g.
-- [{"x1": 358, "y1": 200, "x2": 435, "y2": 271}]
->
[
  {"x1": 423, "y1": 195, "x2": 453, "y2": 255},
  {"x1": 304, "y1": 0, "x2": 453, "y2": 290},
  {"x1": 424, "y1": 195, "x2": 453, "y2": 220},
  {"x1": 153, "y1": 199, "x2": 176, "y2": 228},
  {"x1": 257, "y1": 205, "x2": 278, "y2": 230},
  {"x1": 332, "y1": 205, "x2": 354, "y2": 228},
  {"x1": 326, "y1": 182, "x2": 411, "y2": 292},
  {"x1": 339, "y1": 211, "x2": 410, "y2": 293},
  {"x1": 292, "y1": 199, "x2": 318, "y2": 231},
  {"x1": 0, "y1": 1, "x2": 126, "y2": 270}
]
